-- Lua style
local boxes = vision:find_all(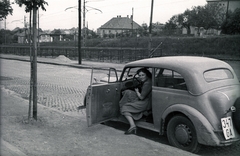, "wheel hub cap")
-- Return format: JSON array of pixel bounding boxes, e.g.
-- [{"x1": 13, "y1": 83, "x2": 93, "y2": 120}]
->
[{"x1": 175, "y1": 124, "x2": 192, "y2": 145}]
